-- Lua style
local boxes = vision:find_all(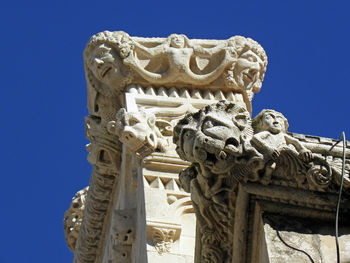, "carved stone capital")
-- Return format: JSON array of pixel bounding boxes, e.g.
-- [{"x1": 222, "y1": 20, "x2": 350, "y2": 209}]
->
[{"x1": 84, "y1": 31, "x2": 267, "y2": 114}]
